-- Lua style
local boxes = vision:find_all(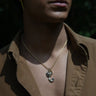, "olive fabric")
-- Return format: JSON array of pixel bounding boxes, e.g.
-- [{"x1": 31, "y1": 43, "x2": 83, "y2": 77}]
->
[{"x1": 0, "y1": 24, "x2": 96, "y2": 96}]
